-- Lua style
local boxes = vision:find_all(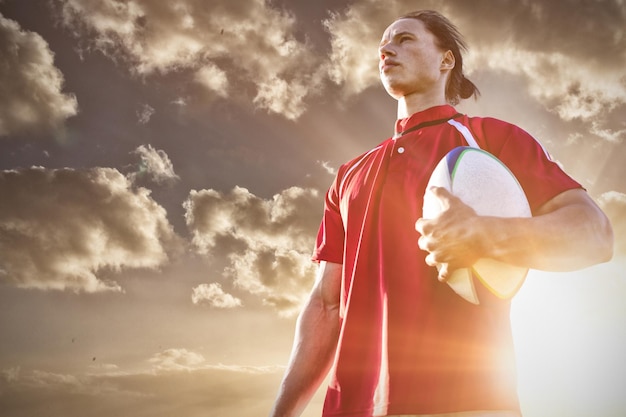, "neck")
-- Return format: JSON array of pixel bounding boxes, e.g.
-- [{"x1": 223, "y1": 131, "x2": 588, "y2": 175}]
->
[{"x1": 397, "y1": 90, "x2": 447, "y2": 119}]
